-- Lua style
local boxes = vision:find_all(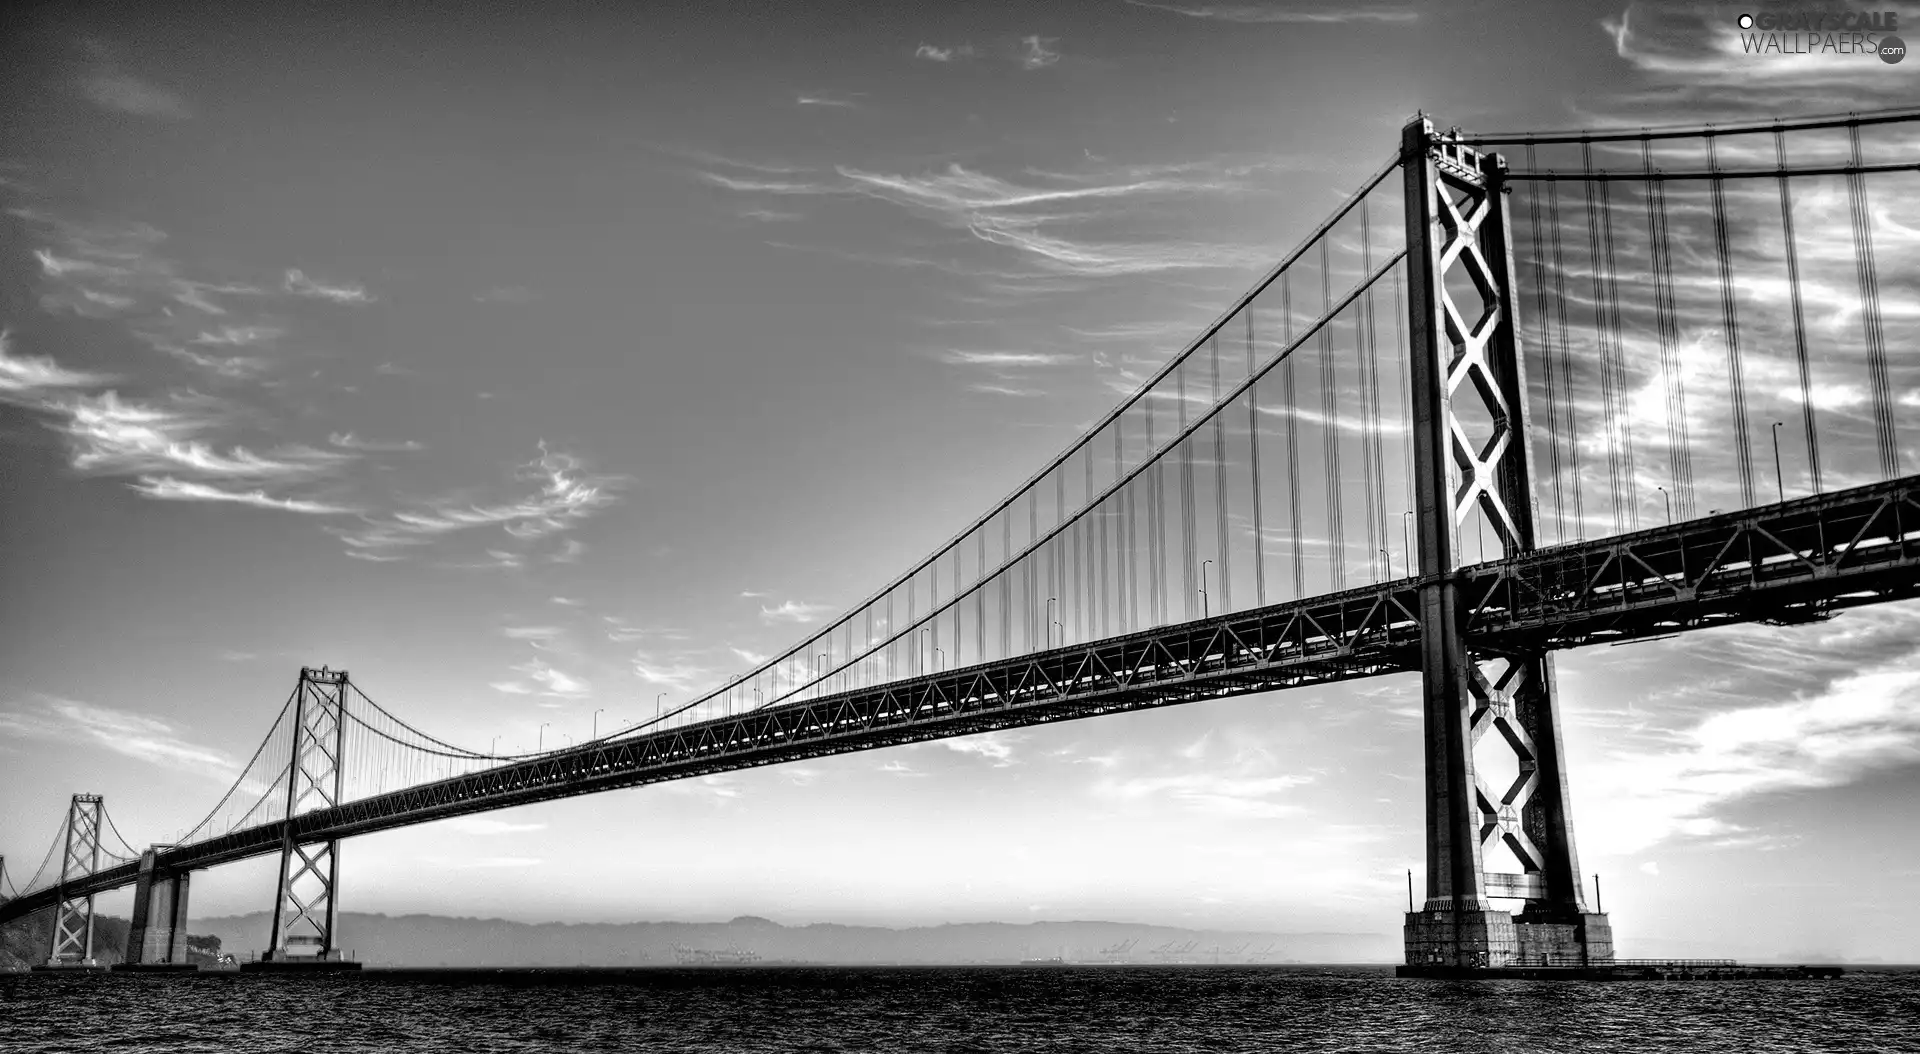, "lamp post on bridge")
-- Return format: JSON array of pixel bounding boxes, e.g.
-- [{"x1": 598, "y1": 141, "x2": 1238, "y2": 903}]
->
[
  {"x1": 657, "y1": 693, "x2": 666, "y2": 726},
  {"x1": 537, "y1": 722, "x2": 550, "y2": 752},
  {"x1": 1771, "y1": 421, "x2": 1787, "y2": 502},
  {"x1": 1199, "y1": 561, "x2": 1212, "y2": 619},
  {"x1": 1657, "y1": 486, "x2": 1672, "y2": 526},
  {"x1": 593, "y1": 709, "x2": 605, "y2": 740},
  {"x1": 1046, "y1": 597, "x2": 1058, "y2": 646}
]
